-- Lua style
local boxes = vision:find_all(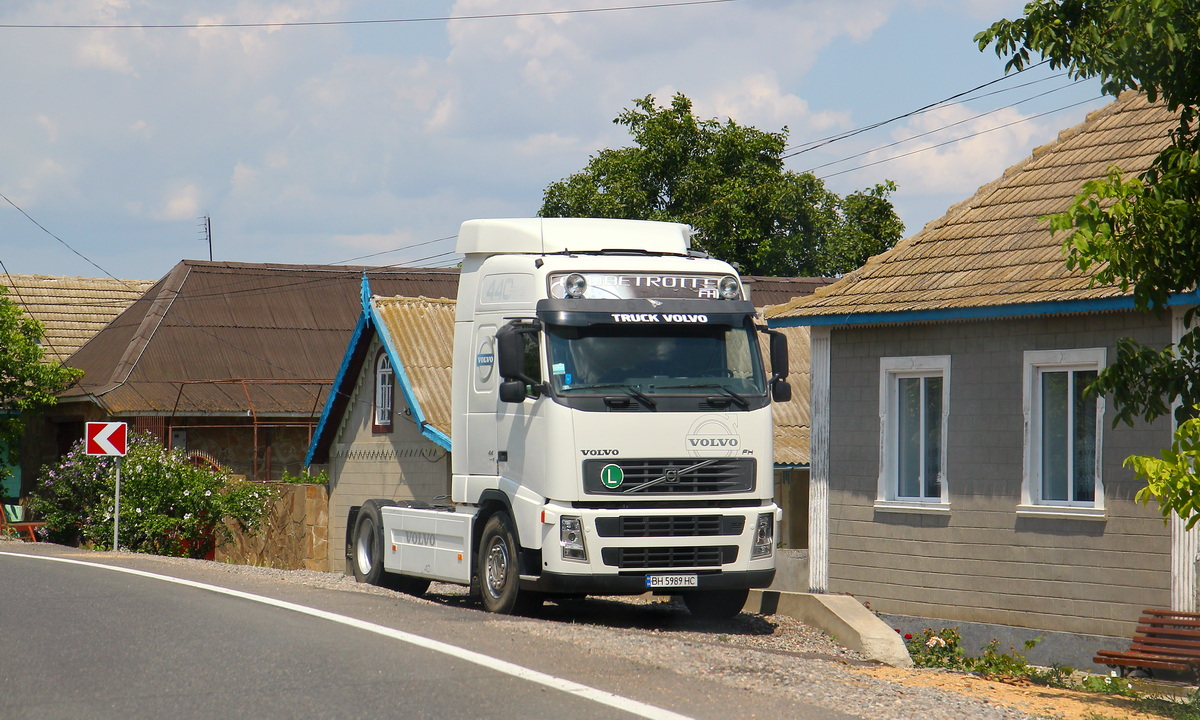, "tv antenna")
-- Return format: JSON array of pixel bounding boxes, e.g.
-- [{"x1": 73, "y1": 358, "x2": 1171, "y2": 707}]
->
[{"x1": 198, "y1": 215, "x2": 212, "y2": 261}]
